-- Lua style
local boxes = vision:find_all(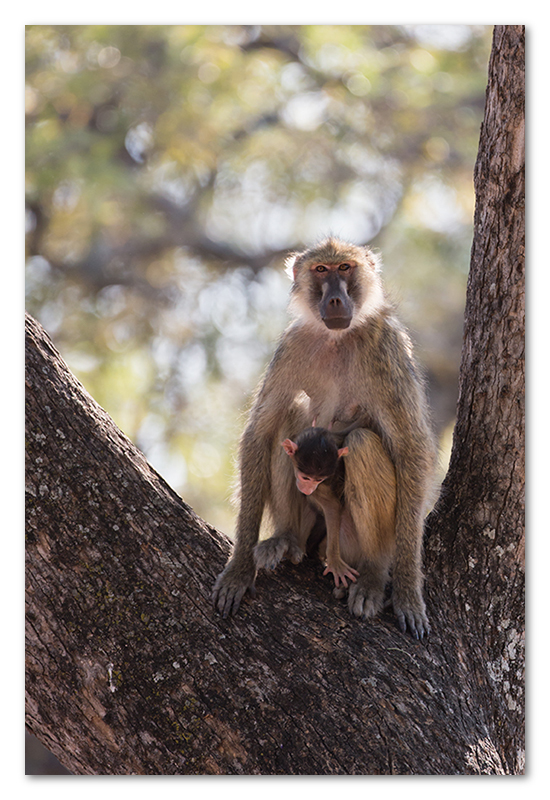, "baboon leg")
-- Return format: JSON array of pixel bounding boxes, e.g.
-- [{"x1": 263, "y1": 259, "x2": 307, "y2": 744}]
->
[
  {"x1": 341, "y1": 428, "x2": 396, "y2": 619},
  {"x1": 255, "y1": 413, "x2": 314, "y2": 570}
]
